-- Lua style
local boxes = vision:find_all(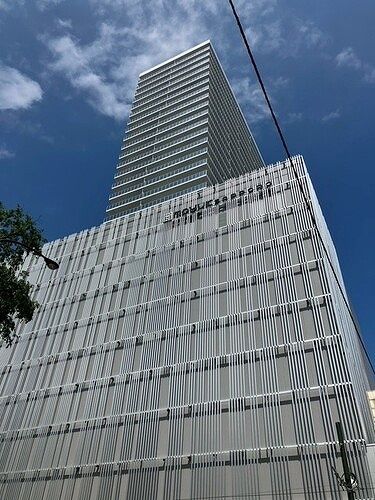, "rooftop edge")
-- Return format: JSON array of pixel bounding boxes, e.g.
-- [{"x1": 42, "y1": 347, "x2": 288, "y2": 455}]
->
[{"x1": 139, "y1": 40, "x2": 211, "y2": 77}]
